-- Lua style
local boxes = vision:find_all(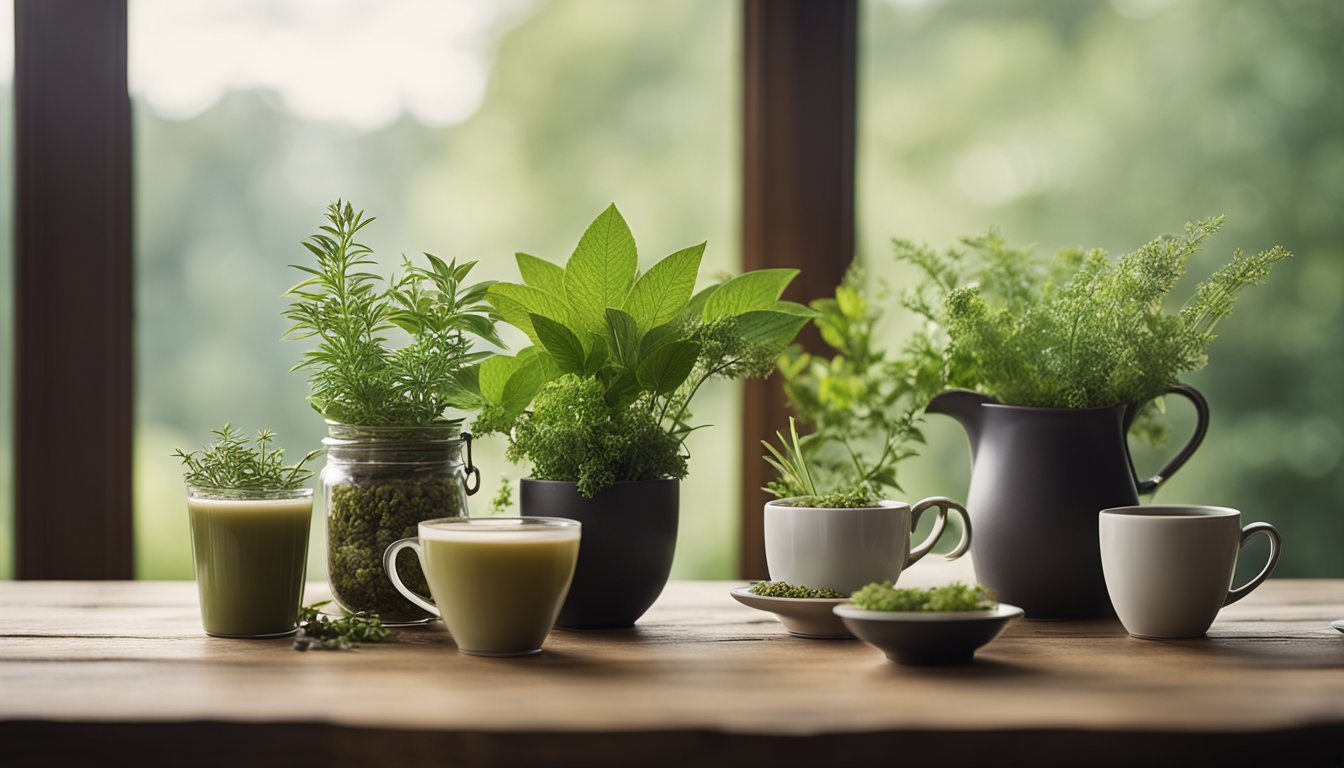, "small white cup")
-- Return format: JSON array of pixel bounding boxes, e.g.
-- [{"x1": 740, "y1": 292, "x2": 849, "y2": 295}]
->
[
  {"x1": 763, "y1": 497, "x2": 971, "y2": 594},
  {"x1": 1099, "y1": 505, "x2": 1282, "y2": 639}
]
